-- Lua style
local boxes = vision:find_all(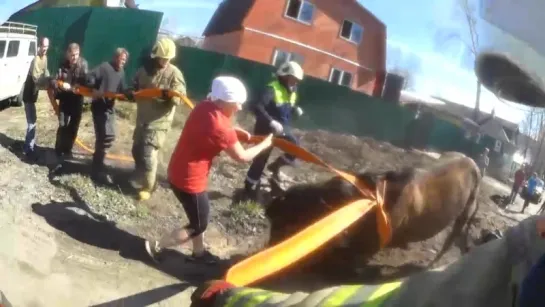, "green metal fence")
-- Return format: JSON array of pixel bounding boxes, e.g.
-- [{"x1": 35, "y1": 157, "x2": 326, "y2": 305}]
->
[
  {"x1": 10, "y1": 7, "x2": 472, "y2": 153},
  {"x1": 9, "y1": 7, "x2": 162, "y2": 80}
]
